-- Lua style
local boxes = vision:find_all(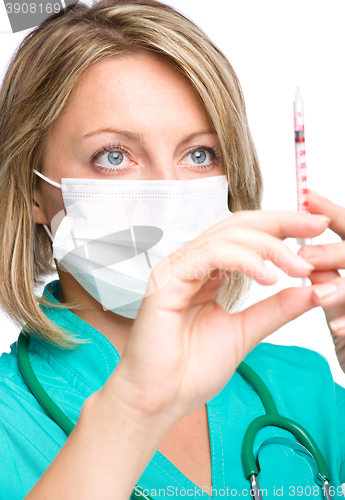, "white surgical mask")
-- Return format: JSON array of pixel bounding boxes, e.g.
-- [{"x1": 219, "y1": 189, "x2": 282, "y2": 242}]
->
[{"x1": 34, "y1": 170, "x2": 232, "y2": 318}]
